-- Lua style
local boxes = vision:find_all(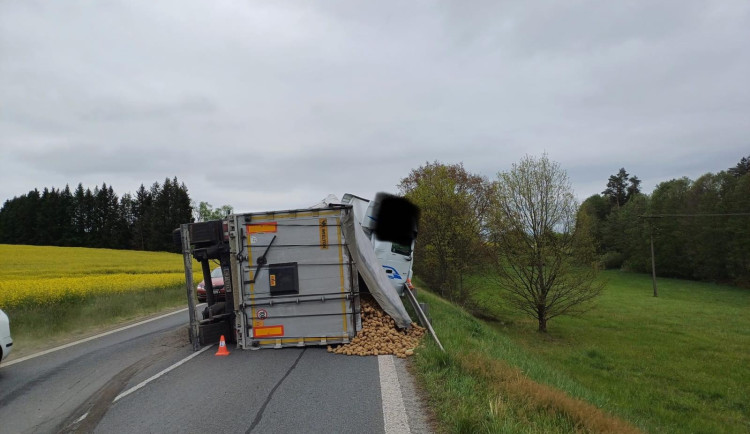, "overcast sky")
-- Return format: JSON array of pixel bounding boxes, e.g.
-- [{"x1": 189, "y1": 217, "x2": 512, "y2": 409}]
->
[{"x1": 1, "y1": 1, "x2": 748, "y2": 212}]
